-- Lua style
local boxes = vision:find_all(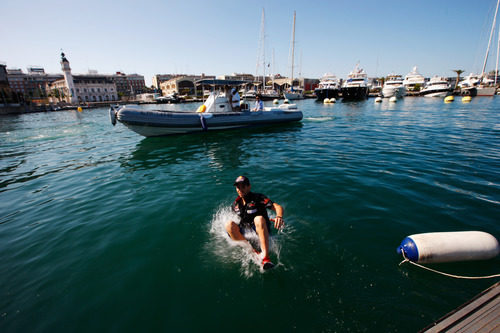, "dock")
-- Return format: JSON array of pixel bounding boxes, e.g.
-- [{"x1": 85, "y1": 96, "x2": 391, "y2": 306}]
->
[{"x1": 421, "y1": 282, "x2": 499, "y2": 332}]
